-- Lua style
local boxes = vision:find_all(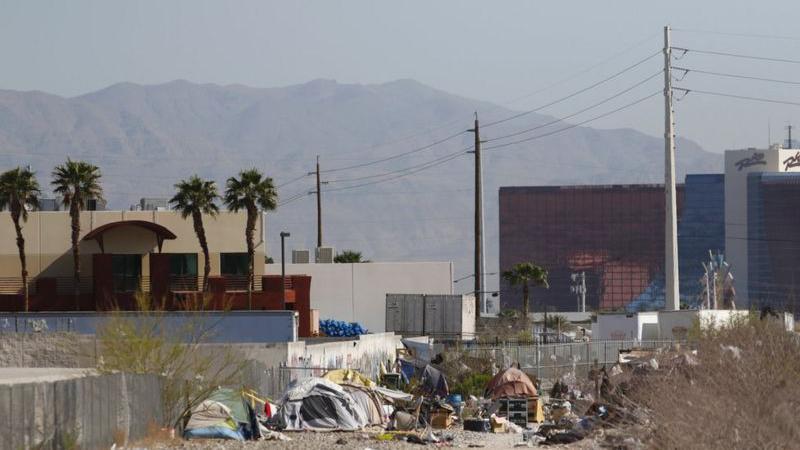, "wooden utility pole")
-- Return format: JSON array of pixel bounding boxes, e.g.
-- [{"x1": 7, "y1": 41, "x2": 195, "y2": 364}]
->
[
  {"x1": 315, "y1": 155, "x2": 322, "y2": 248},
  {"x1": 469, "y1": 113, "x2": 484, "y2": 318},
  {"x1": 664, "y1": 25, "x2": 680, "y2": 311}
]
